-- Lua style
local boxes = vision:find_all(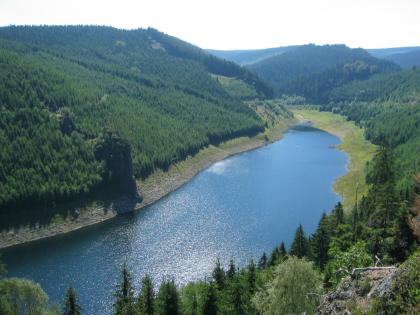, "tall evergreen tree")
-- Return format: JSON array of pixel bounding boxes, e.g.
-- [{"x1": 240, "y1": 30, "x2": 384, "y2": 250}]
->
[
  {"x1": 63, "y1": 287, "x2": 81, "y2": 315},
  {"x1": 226, "y1": 259, "x2": 236, "y2": 280},
  {"x1": 290, "y1": 224, "x2": 310, "y2": 258},
  {"x1": 228, "y1": 278, "x2": 245, "y2": 315},
  {"x1": 203, "y1": 283, "x2": 218, "y2": 315},
  {"x1": 258, "y1": 253, "x2": 268, "y2": 269},
  {"x1": 137, "y1": 275, "x2": 155, "y2": 315},
  {"x1": 332, "y1": 202, "x2": 345, "y2": 225},
  {"x1": 247, "y1": 260, "x2": 256, "y2": 294},
  {"x1": 156, "y1": 279, "x2": 179, "y2": 315},
  {"x1": 278, "y1": 242, "x2": 287, "y2": 259},
  {"x1": 366, "y1": 145, "x2": 398, "y2": 226},
  {"x1": 212, "y1": 258, "x2": 226, "y2": 290},
  {"x1": 311, "y1": 213, "x2": 331, "y2": 270},
  {"x1": 114, "y1": 265, "x2": 135, "y2": 315}
]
